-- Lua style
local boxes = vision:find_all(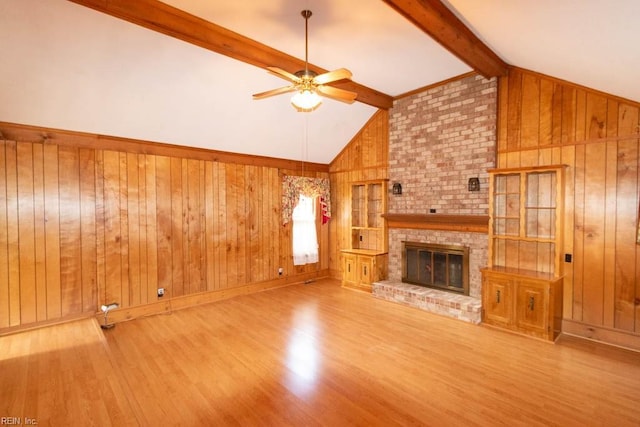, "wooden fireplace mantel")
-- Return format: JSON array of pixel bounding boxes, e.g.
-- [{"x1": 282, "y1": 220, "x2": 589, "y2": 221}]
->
[{"x1": 382, "y1": 213, "x2": 489, "y2": 233}]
